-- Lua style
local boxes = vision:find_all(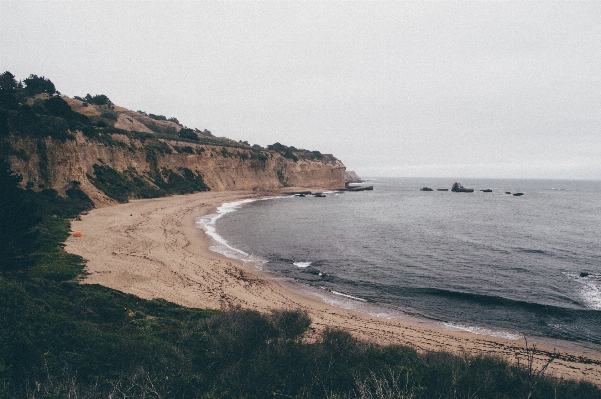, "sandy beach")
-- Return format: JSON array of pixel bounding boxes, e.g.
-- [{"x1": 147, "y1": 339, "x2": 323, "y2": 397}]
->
[{"x1": 65, "y1": 191, "x2": 601, "y2": 385}]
